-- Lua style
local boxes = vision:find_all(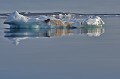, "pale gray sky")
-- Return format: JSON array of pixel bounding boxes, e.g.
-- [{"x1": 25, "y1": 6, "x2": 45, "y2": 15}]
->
[{"x1": 0, "y1": 0, "x2": 120, "y2": 13}]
